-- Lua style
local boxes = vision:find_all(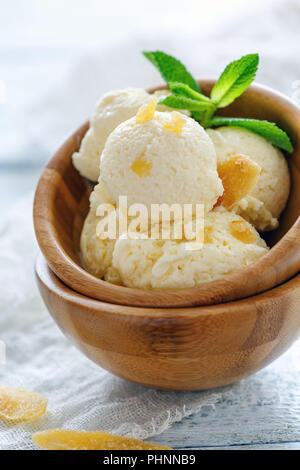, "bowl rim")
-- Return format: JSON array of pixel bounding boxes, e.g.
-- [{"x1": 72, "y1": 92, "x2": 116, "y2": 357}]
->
[
  {"x1": 33, "y1": 80, "x2": 300, "y2": 308},
  {"x1": 36, "y1": 253, "x2": 300, "y2": 318}
]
